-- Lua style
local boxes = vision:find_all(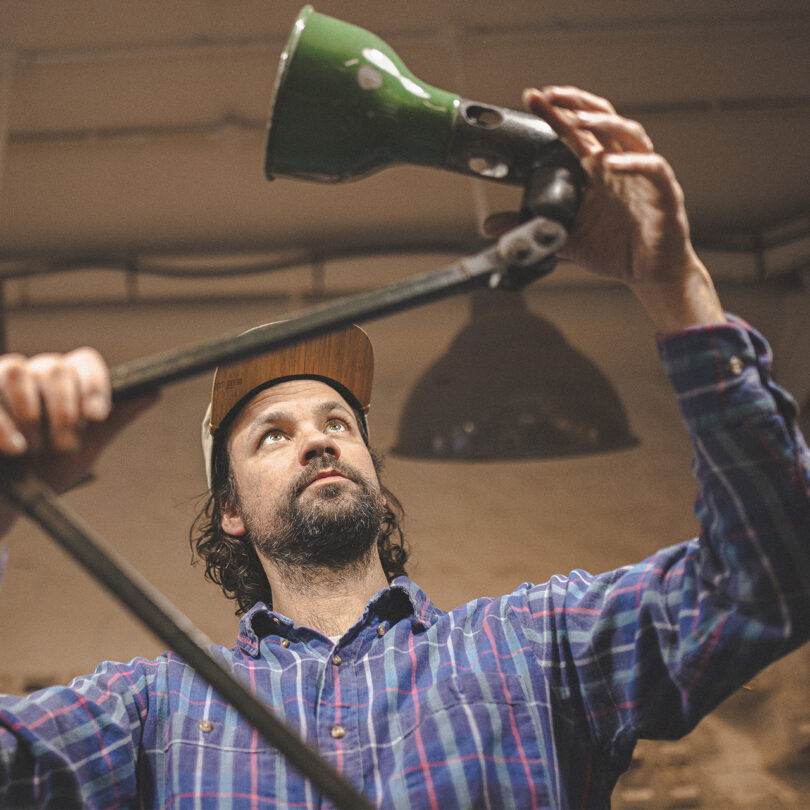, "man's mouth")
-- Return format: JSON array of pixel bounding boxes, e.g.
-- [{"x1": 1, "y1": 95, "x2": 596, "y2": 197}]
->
[
  {"x1": 292, "y1": 461, "x2": 361, "y2": 498},
  {"x1": 298, "y1": 469, "x2": 357, "y2": 494},
  {"x1": 309, "y1": 470, "x2": 347, "y2": 485}
]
